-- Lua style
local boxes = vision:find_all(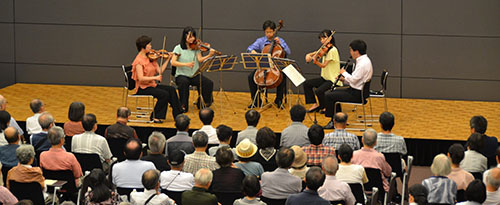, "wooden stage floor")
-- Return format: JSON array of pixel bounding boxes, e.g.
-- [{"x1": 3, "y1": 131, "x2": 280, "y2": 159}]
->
[{"x1": 1, "y1": 83, "x2": 499, "y2": 141}]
